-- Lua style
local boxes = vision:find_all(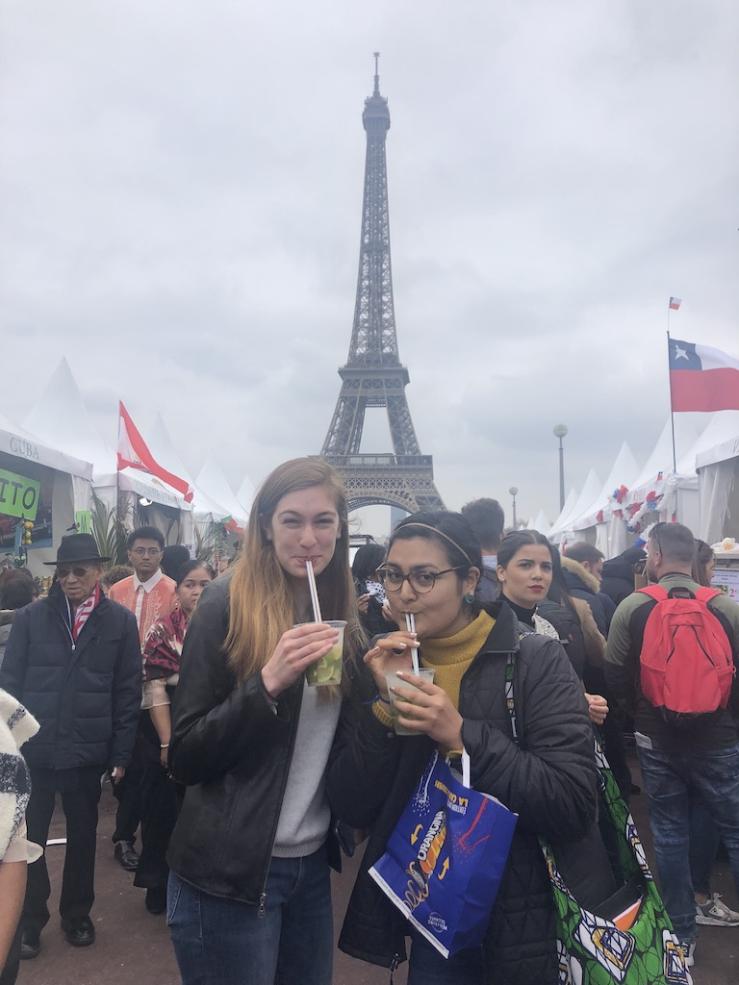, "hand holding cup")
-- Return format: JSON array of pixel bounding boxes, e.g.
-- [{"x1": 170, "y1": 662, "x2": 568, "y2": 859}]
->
[{"x1": 262, "y1": 623, "x2": 340, "y2": 699}]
